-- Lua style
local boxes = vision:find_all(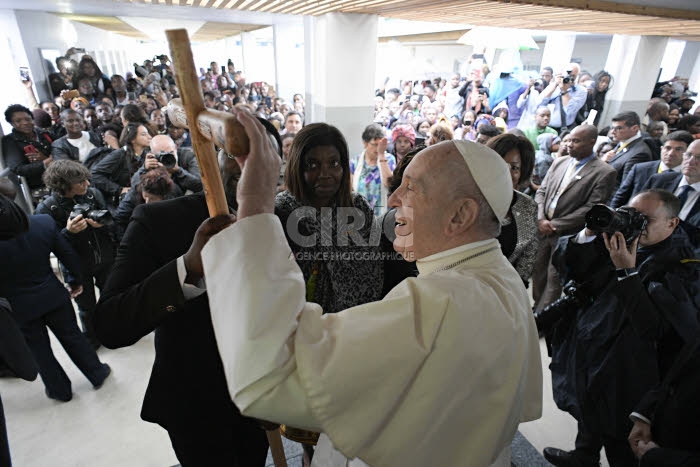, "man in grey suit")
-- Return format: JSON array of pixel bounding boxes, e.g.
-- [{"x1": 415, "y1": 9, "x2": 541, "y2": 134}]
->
[
  {"x1": 533, "y1": 124, "x2": 617, "y2": 312},
  {"x1": 643, "y1": 139, "x2": 700, "y2": 228},
  {"x1": 610, "y1": 131, "x2": 693, "y2": 209},
  {"x1": 601, "y1": 111, "x2": 652, "y2": 192}
]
